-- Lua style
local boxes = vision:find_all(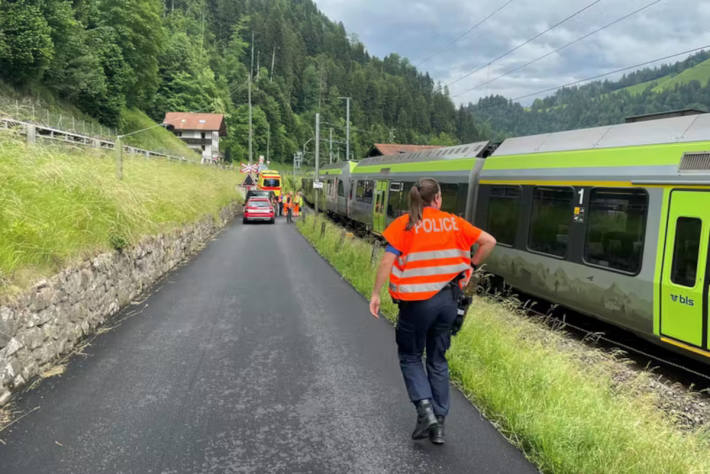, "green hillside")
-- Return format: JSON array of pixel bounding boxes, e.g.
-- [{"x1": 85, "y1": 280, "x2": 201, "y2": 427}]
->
[
  {"x1": 0, "y1": 0, "x2": 484, "y2": 165},
  {"x1": 621, "y1": 57, "x2": 710, "y2": 96},
  {"x1": 472, "y1": 50, "x2": 710, "y2": 139}
]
